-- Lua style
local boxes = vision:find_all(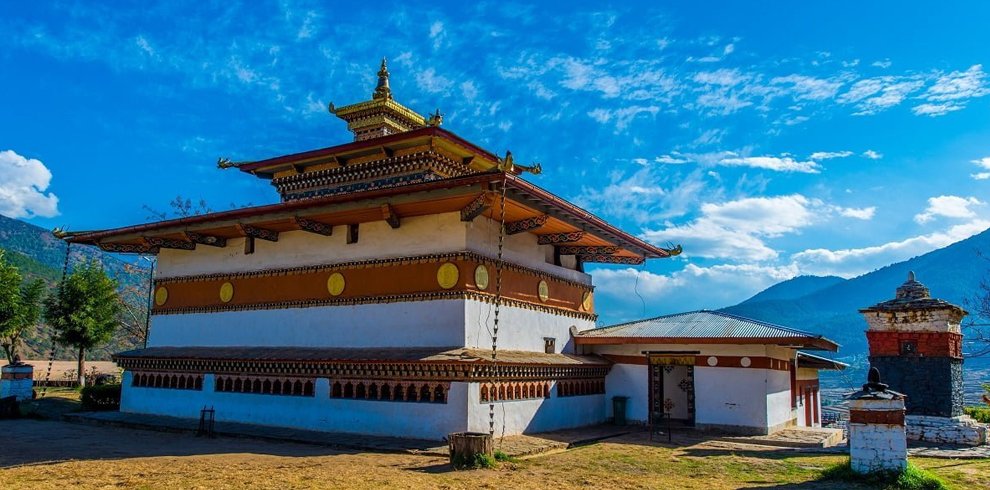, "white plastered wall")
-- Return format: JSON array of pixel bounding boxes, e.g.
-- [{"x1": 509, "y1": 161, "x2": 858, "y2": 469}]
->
[
  {"x1": 464, "y1": 213, "x2": 590, "y2": 285},
  {"x1": 157, "y1": 212, "x2": 591, "y2": 285},
  {"x1": 590, "y1": 343, "x2": 800, "y2": 434},
  {"x1": 463, "y1": 301, "x2": 594, "y2": 353},
  {"x1": 464, "y1": 383, "x2": 605, "y2": 435},
  {"x1": 157, "y1": 213, "x2": 469, "y2": 278},
  {"x1": 120, "y1": 372, "x2": 470, "y2": 440},
  {"x1": 148, "y1": 300, "x2": 468, "y2": 348}
]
